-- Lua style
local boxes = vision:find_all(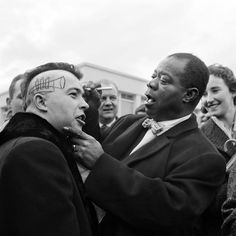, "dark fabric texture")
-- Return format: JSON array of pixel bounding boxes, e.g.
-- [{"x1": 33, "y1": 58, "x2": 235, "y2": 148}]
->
[
  {"x1": 85, "y1": 114, "x2": 226, "y2": 236},
  {"x1": 0, "y1": 112, "x2": 98, "y2": 236},
  {"x1": 83, "y1": 105, "x2": 101, "y2": 141},
  {"x1": 201, "y1": 118, "x2": 235, "y2": 236},
  {"x1": 201, "y1": 118, "x2": 235, "y2": 160},
  {"x1": 222, "y1": 162, "x2": 236, "y2": 236}
]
